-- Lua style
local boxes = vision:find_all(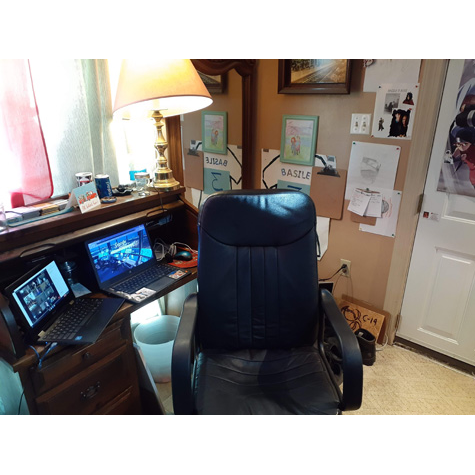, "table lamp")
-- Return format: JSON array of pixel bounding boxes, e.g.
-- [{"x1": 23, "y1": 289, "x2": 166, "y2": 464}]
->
[{"x1": 113, "y1": 59, "x2": 213, "y2": 191}]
